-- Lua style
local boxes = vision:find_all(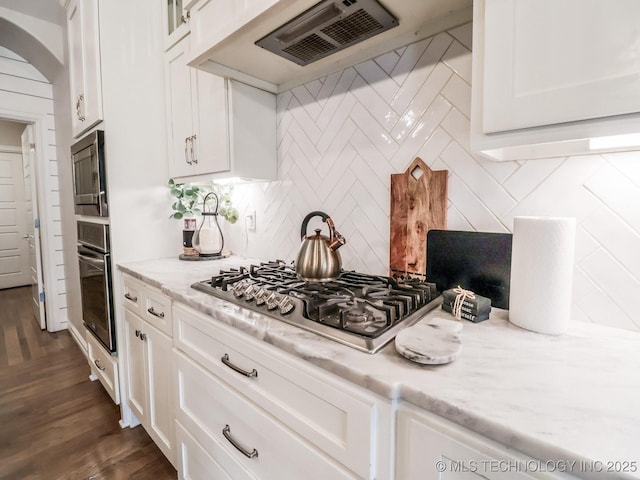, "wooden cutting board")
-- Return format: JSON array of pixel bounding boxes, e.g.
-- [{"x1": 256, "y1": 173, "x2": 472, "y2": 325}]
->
[{"x1": 390, "y1": 157, "x2": 448, "y2": 279}]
